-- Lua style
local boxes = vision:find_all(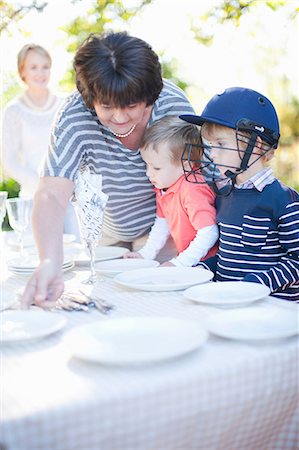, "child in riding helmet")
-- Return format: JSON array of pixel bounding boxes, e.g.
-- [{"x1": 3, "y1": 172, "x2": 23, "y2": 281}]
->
[{"x1": 180, "y1": 87, "x2": 299, "y2": 301}]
